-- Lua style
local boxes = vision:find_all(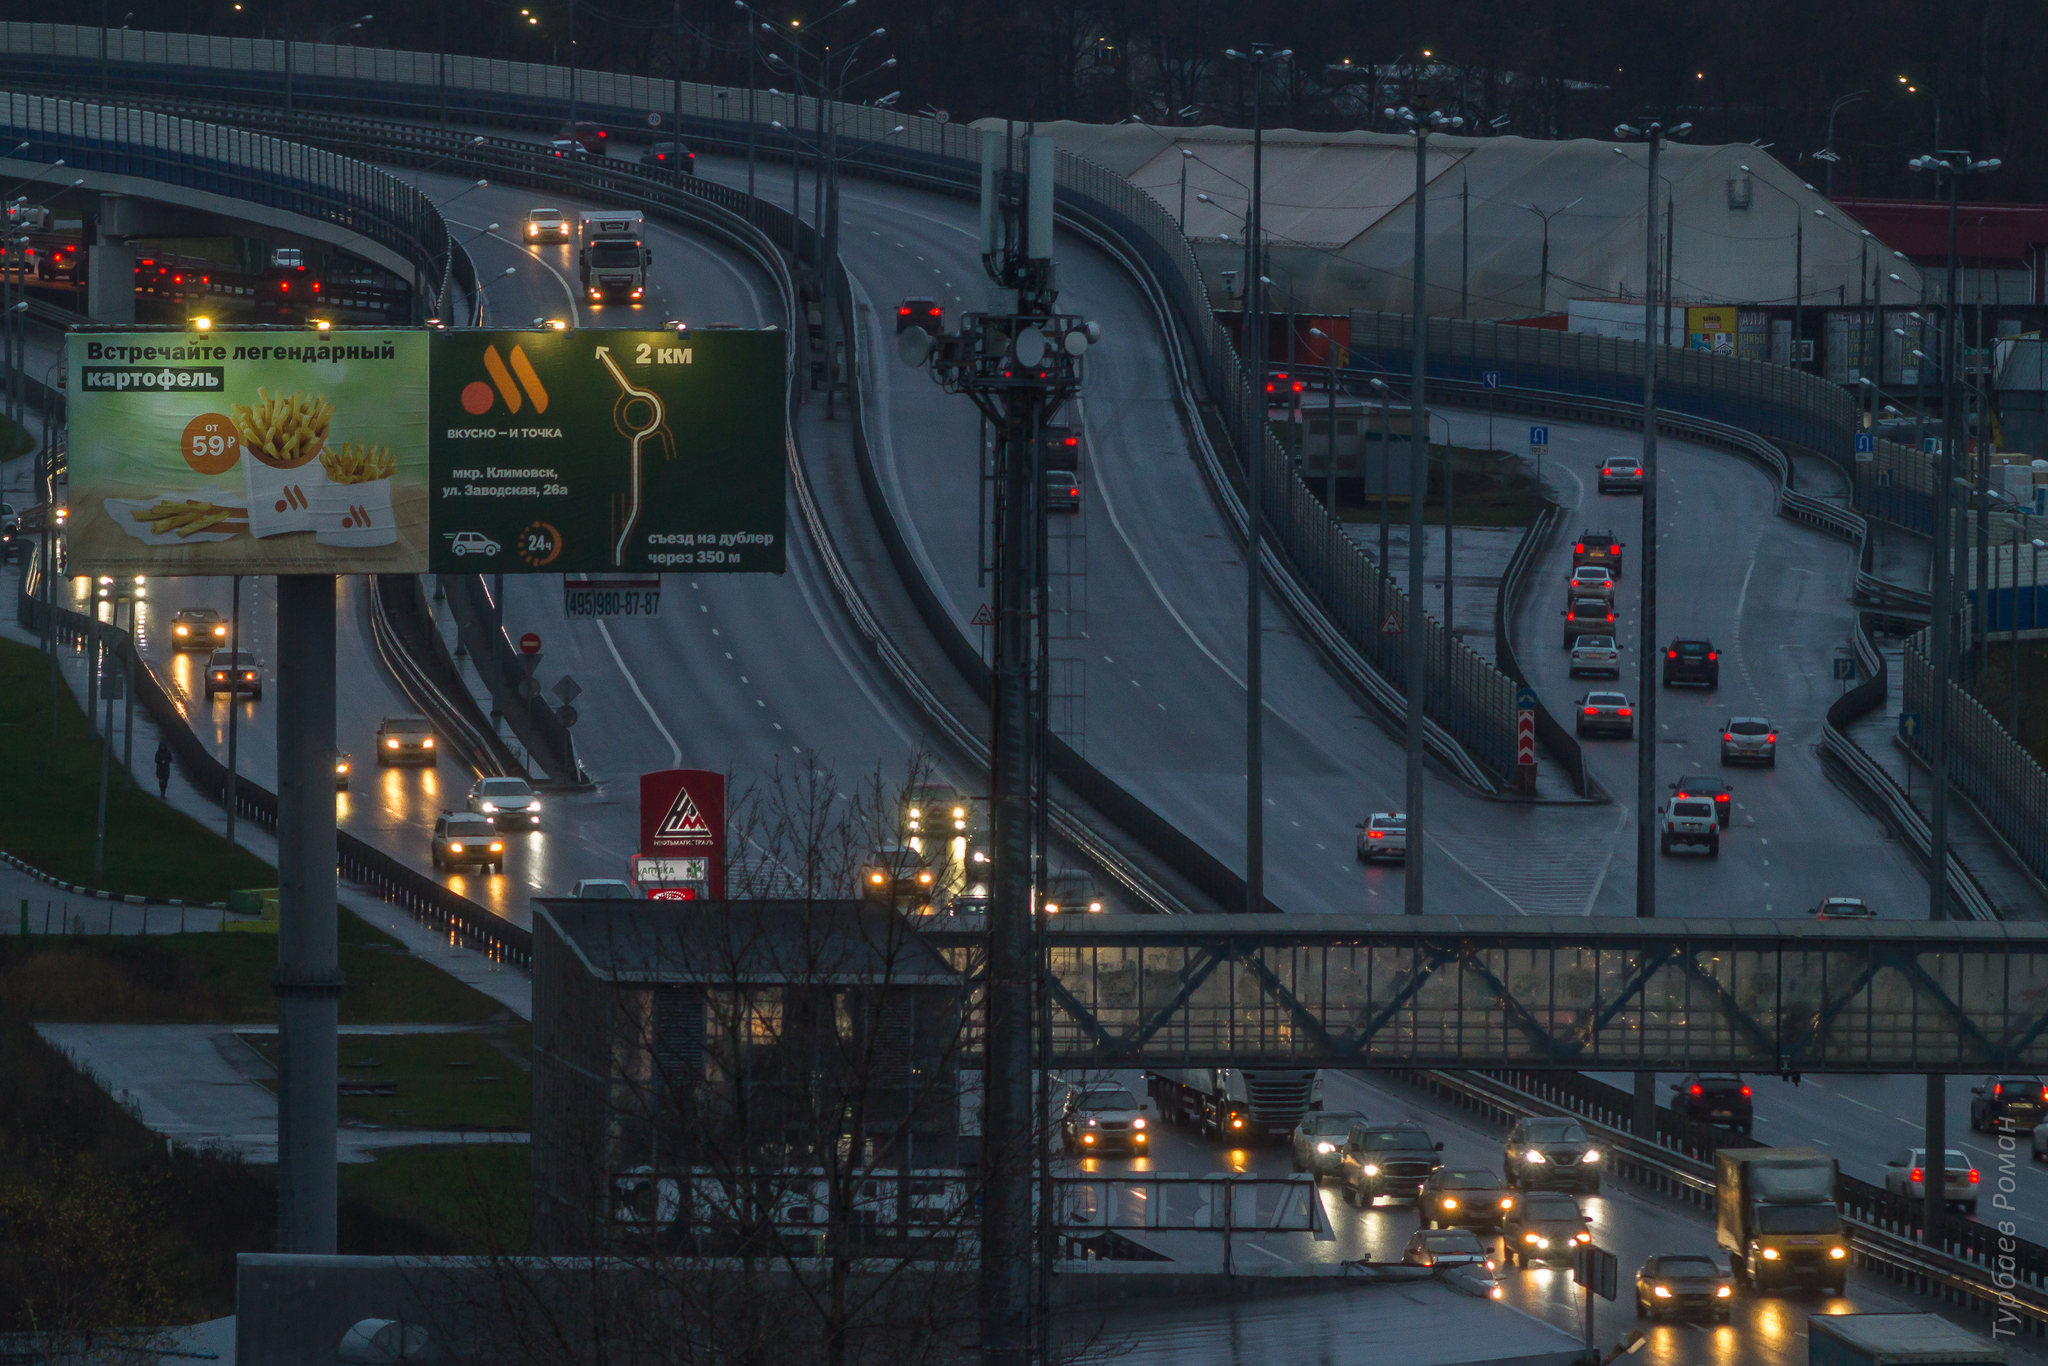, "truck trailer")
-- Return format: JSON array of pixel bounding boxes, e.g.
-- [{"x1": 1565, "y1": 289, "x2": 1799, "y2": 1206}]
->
[
  {"x1": 1145, "y1": 1068, "x2": 1320, "y2": 1142},
  {"x1": 1808, "y1": 1313, "x2": 2004, "y2": 1366},
  {"x1": 1714, "y1": 1147, "x2": 1848, "y2": 1292}
]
